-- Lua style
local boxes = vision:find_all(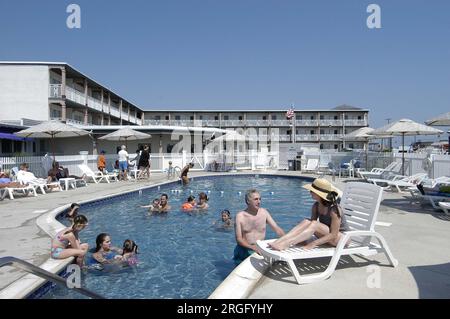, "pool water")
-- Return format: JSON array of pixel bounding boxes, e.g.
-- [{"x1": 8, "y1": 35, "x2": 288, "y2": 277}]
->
[{"x1": 41, "y1": 175, "x2": 314, "y2": 299}]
